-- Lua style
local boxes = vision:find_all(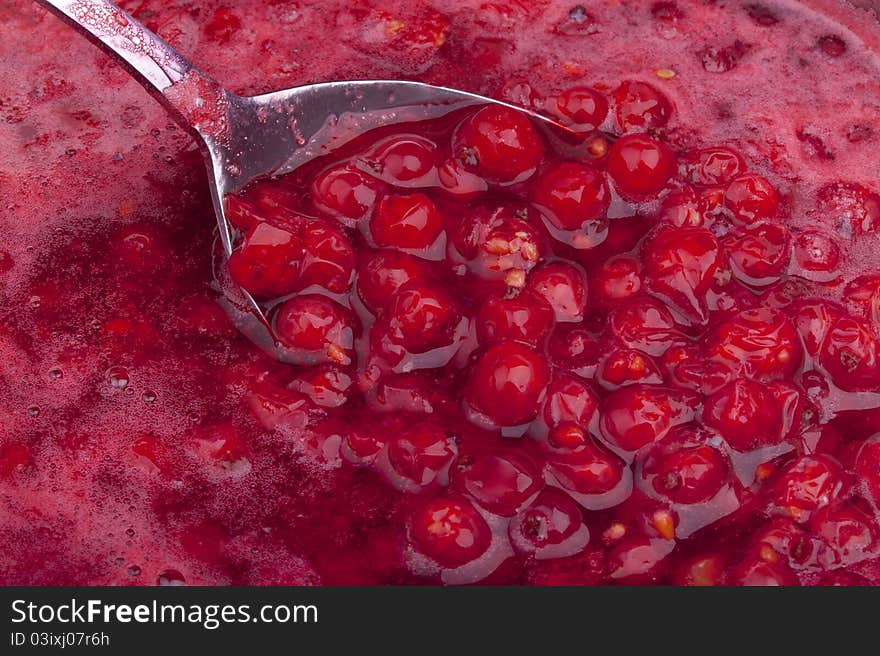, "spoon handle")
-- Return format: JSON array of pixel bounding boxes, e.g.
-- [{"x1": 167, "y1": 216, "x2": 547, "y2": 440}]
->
[{"x1": 37, "y1": 0, "x2": 228, "y2": 135}]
